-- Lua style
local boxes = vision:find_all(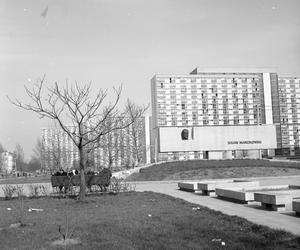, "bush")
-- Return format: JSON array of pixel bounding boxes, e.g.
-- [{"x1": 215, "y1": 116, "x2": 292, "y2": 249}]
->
[
  {"x1": 15, "y1": 185, "x2": 25, "y2": 198},
  {"x1": 28, "y1": 184, "x2": 48, "y2": 197},
  {"x1": 2, "y1": 185, "x2": 17, "y2": 200},
  {"x1": 109, "y1": 177, "x2": 136, "y2": 194}
]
